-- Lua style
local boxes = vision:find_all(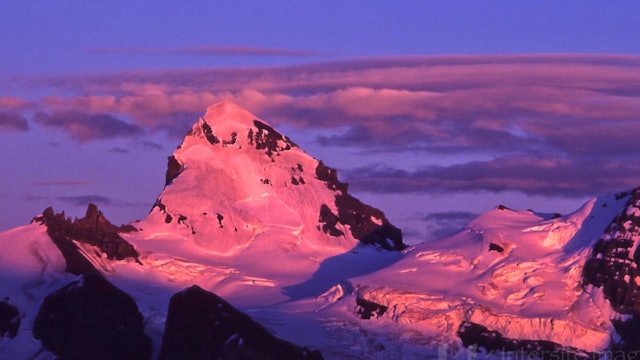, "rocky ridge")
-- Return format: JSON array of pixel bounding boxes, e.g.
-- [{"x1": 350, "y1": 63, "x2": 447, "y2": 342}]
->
[{"x1": 582, "y1": 188, "x2": 640, "y2": 352}]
